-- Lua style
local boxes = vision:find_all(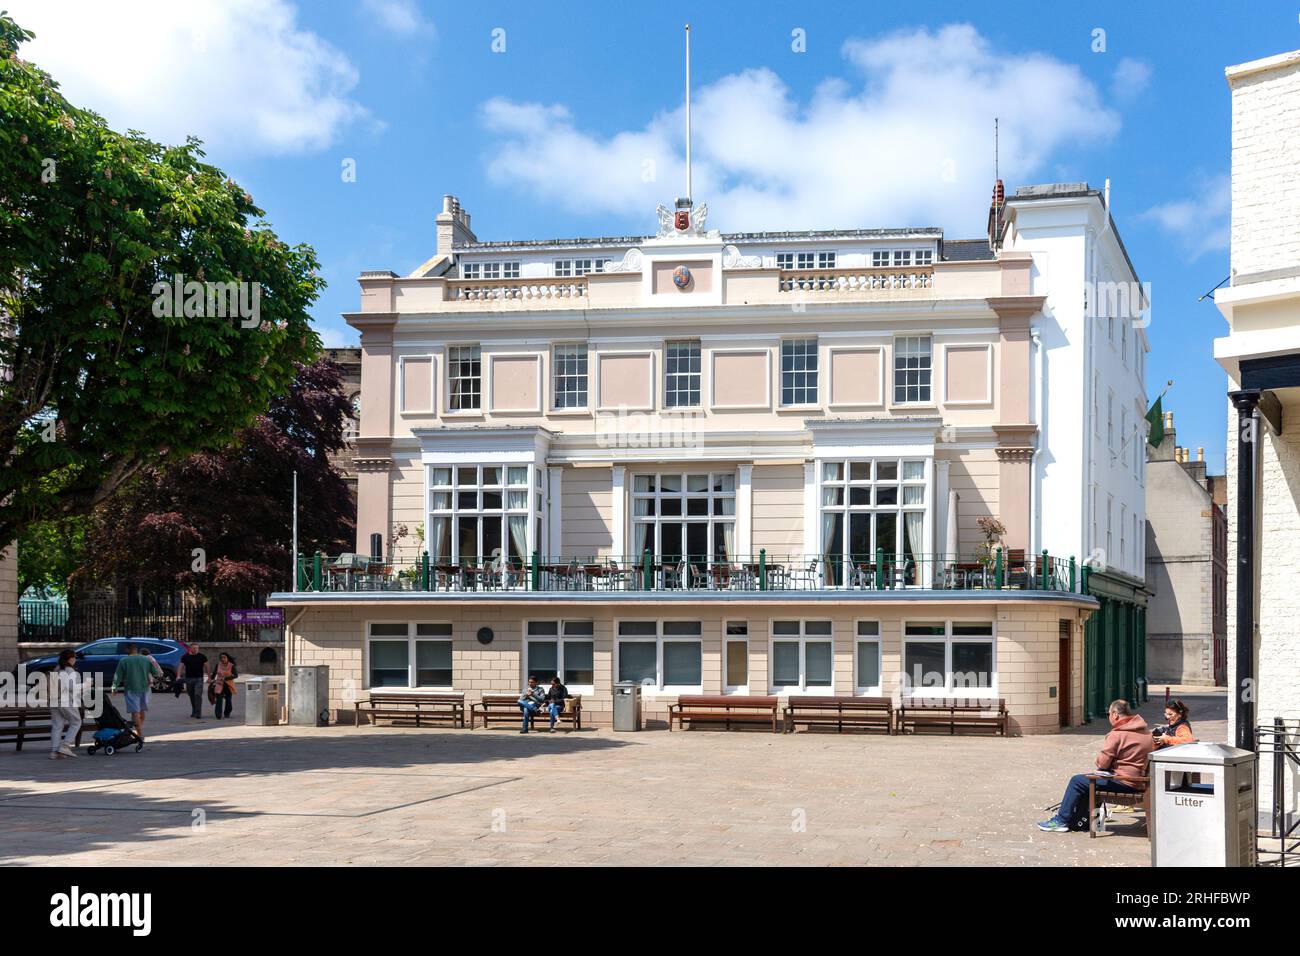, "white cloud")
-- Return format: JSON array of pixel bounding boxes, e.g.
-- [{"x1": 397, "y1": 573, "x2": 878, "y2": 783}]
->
[
  {"x1": 6, "y1": 0, "x2": 370, "y2": 156},
  {"x1": 1140, "y1": 174, "x2": 1230, "y2": 261},
  {"x1": 315, "y1": 323, "x2": 359, "y2": 350},
  {"x1": 361, "y1": 0, "x2": 434, "y2": 37},
  {"x1": 481, "y1": 23, "x2": 1119, "y2": 235},
  {"x1": 1111, "y1": 57, "x2": 1153, "y2": 100}
]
